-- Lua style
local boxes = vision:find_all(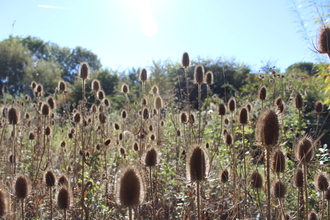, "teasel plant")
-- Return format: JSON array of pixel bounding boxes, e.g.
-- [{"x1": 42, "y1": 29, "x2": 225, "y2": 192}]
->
[
  {"x1": 45, "y1": 170, "x2": 56, "y2": 219},
  {"x1": 258, "y1": 85, "x2": 267, "y2": 110},
  {"x1": 186, "y1": 145, "x2": 209, "y2": 220},
  {"x1": 182, "y1": 52, "x2": 191, "y2": 115},
  {"x1": 8, "y1": 106, "x2": 20, "y2": 176},
  {"x1": 194, "y1": 64, "x2": 204, "y2": 144},
  {"x1": 255, "y1": 109, "x2": 279, "y2": 220},
  {"x1": 15, "y1": 174, "x2": 30, "y2": 220}
]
